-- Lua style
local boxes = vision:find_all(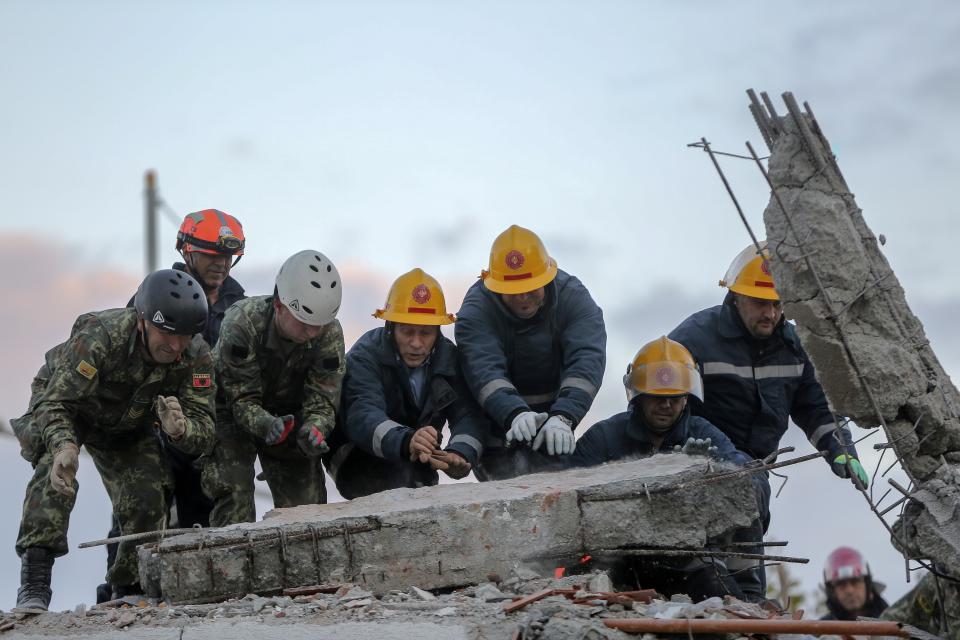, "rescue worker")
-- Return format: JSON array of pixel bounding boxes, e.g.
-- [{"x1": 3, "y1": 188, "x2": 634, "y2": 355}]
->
[
  {"x1": 95, "y1": 209, "x2": 248, "y2": 602},
  {"x1": 669, "y1": 241, "x2": 865, "y2": 601},
  {"x1": 456, "y1": 225, "x2": 606, "y2": 479},
  {"x1": 882, "y1": 569, "x2": 960, "y2": 637},
  {"x1": 326, "y1": 269, "x2": 487, "y2": 498},
  {"x1": 201, "y1": 250, "x2": 345, "y2": 526},
  {"x1": 11, "y1": 269, "x2": 215, "y2": 612},
  {"x1": 567, "y1": 337, "x2": 751, "y2": 601},
  {"x1": 820, "y1": 547, "x2": 888, "y2": 621}
]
